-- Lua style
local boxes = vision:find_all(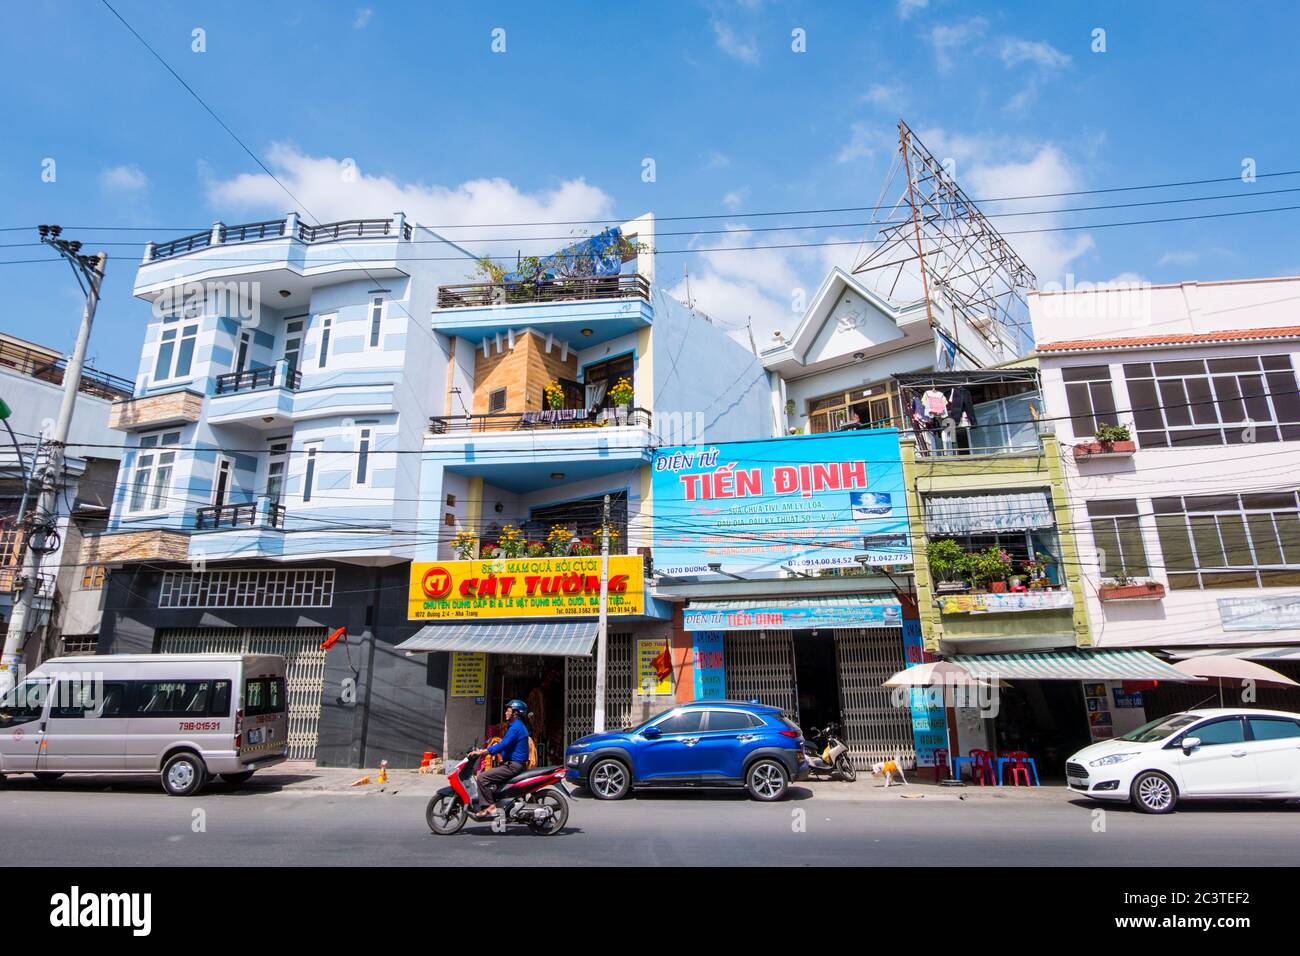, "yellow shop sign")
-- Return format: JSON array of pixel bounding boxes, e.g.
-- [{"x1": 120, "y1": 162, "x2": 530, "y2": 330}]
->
[{"x1": 408, "y1": 555, "x2": 645, "y2": 621}]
